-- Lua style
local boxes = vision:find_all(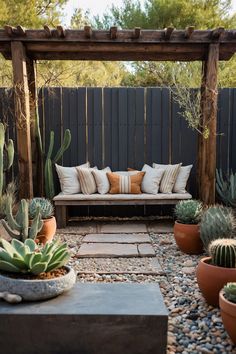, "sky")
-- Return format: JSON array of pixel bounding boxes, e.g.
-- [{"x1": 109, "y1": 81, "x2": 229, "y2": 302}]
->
[{"x1": 64, "y1": 0, "x2": 236, "y2": 25}]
